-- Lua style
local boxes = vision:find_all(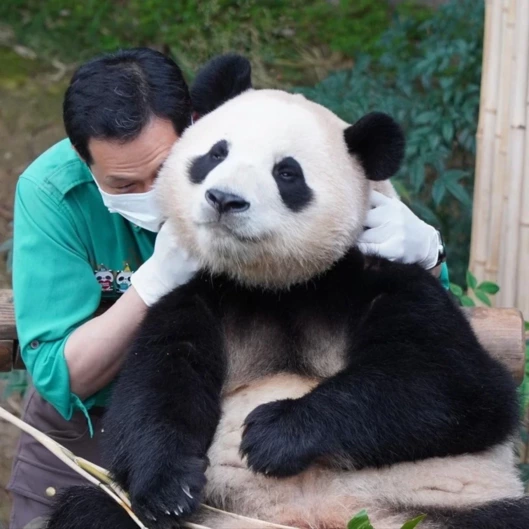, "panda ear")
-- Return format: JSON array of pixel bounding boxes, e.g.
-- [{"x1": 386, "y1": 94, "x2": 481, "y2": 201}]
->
[
  {"x1": 190, "y1": 54, "x2": 252, "y2": 116},
  {"x1": 343, "y1": 112, "x2": 405, "y2": 181}
]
